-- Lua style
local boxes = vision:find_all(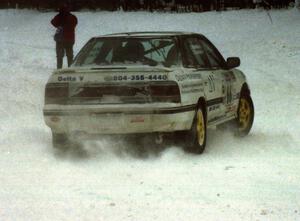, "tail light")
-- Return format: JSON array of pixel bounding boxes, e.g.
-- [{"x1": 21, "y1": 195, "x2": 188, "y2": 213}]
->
[
  {"x1": 149, "y1": 82, "x2": 181, "y2": 103},
  {"x1": 44, "y1": 81, "x2": 181, "y2": 104},
  {"x1": 70, "y1": 81, "x2": 181, "y2": 103},
  {"x1": 45, "y1": 83, "x2": 69, "y2": 104}
]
